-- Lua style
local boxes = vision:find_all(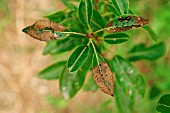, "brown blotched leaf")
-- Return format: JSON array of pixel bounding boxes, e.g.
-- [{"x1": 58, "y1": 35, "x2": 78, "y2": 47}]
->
[
  {"x1": 107, "y1": 26, "x2": 132, "y2": 33},
  {"x1": 131, "y1": 15, "x2": 149, "y2": 26},
  {"x1": 34, "y1": 20, "x2": 66, "y2": 32},
  {"x1": 22, "y1": 20, "x2": 66, "y2": 41},
  {"x1": 105, "y1": 15, "x2": 149, "y2": 33},
  {"x1": 92, "y1": 61, "x2": 114, "y2": 96}
]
